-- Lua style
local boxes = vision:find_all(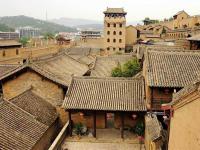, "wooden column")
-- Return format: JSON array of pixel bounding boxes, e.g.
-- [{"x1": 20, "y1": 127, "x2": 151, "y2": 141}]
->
[
  {"x1": 93, "y1": 111, "x2": 96, "y2": 138},
  {"x1": 105, "y1": 112, "x2": 107, "y2": 128},
  {"x1": 121, "y1": 112, "x2": 124, "y2": 139},
  {"x1": 68, "y1": 110, "x2": 72, "y2": 137}
]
